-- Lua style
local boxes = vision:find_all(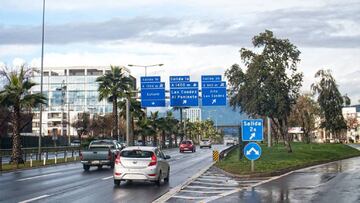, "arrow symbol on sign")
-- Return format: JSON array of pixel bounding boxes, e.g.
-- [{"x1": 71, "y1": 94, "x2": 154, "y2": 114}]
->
[
  {"x1": 183, "y1": 100, "x2": 187, "y2": 104},
  {"x1": 246, "y1": 147, "x2": 259, "y2": 156},
  {"x1": 151, "y1": 102, "x2": 155, "y2": 105},
  {"x1": 212, "y1": 99, "x2": 216, "y2": 104},
  {"x1": 249, "y1": 132, "x2": 256, "y2": 140}
]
